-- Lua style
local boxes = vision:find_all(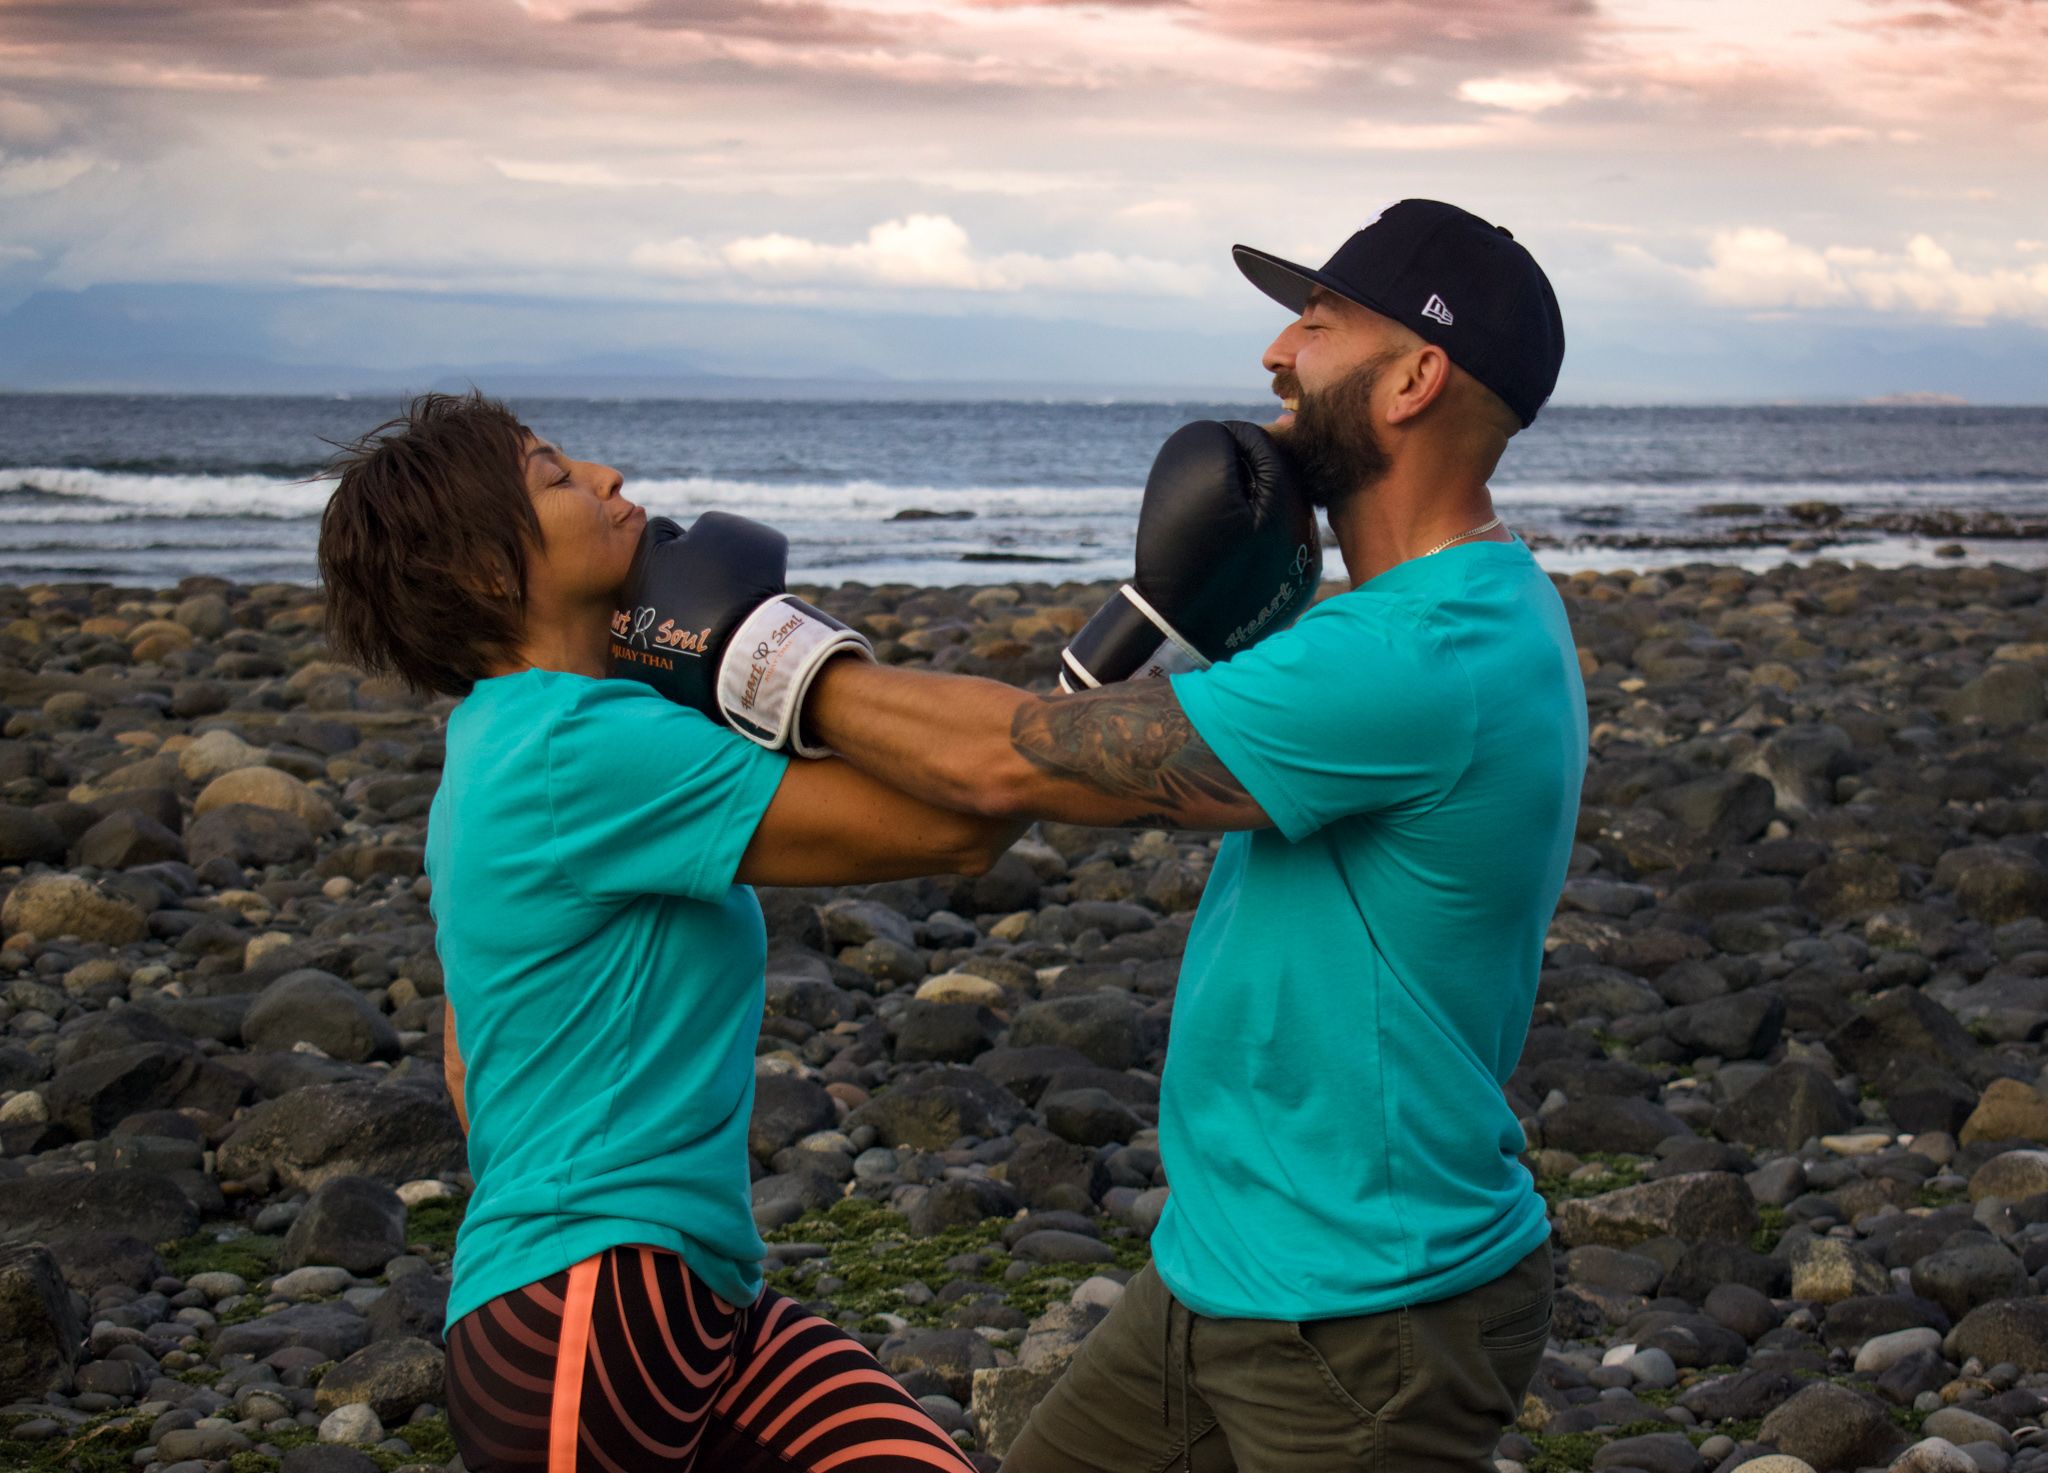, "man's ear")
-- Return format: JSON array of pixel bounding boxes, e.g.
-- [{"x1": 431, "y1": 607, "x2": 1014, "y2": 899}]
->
[{"x1": 1383, "y1": 345, "x2": 1453, "y2": 427}]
